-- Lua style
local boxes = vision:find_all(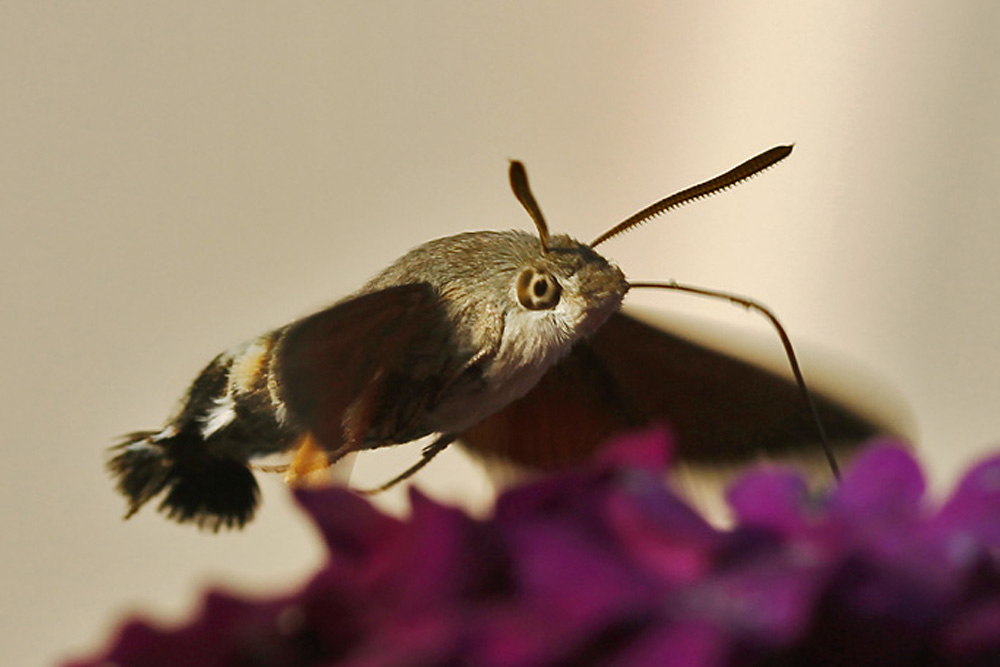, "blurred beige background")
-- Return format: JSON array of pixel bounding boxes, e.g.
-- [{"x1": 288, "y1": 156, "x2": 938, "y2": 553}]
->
[{"x1": 4, "y1": 3, "x2": 999, "y2": 664}]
